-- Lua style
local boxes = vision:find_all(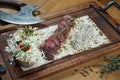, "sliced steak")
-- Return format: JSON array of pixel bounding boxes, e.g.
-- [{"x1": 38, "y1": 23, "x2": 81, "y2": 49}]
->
[
  {"x1": 60, "y1": 21, "x2": 70, "y2": 36},
  {"x1": 47, "y1": 35, "x2": 60, "y2": 47},
  {"x1": 55, "y1": 22, "x2": 65, "y2": 34},
  {"x1": 63, "y1": 15, "x2": 75, "y2": 26},
  {"x1": 41, "y1": 15, "x2": 74, "y2": 60},
  {"x1": 63, "y1": 15, "x2": 72, "y2": 25},
  {"x1": 42, "y1": 40, "x2": 57, "y2": 60},
  {"x1": 56, "y1": 33, "x2": 65, "y2": 43}
]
